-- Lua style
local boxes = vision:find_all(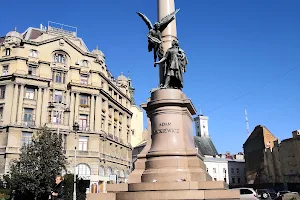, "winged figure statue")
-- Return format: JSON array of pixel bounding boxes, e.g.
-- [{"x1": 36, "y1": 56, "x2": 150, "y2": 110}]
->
[{"x1": 137, "y1": 9, "x2": 180, "y2": 62}]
